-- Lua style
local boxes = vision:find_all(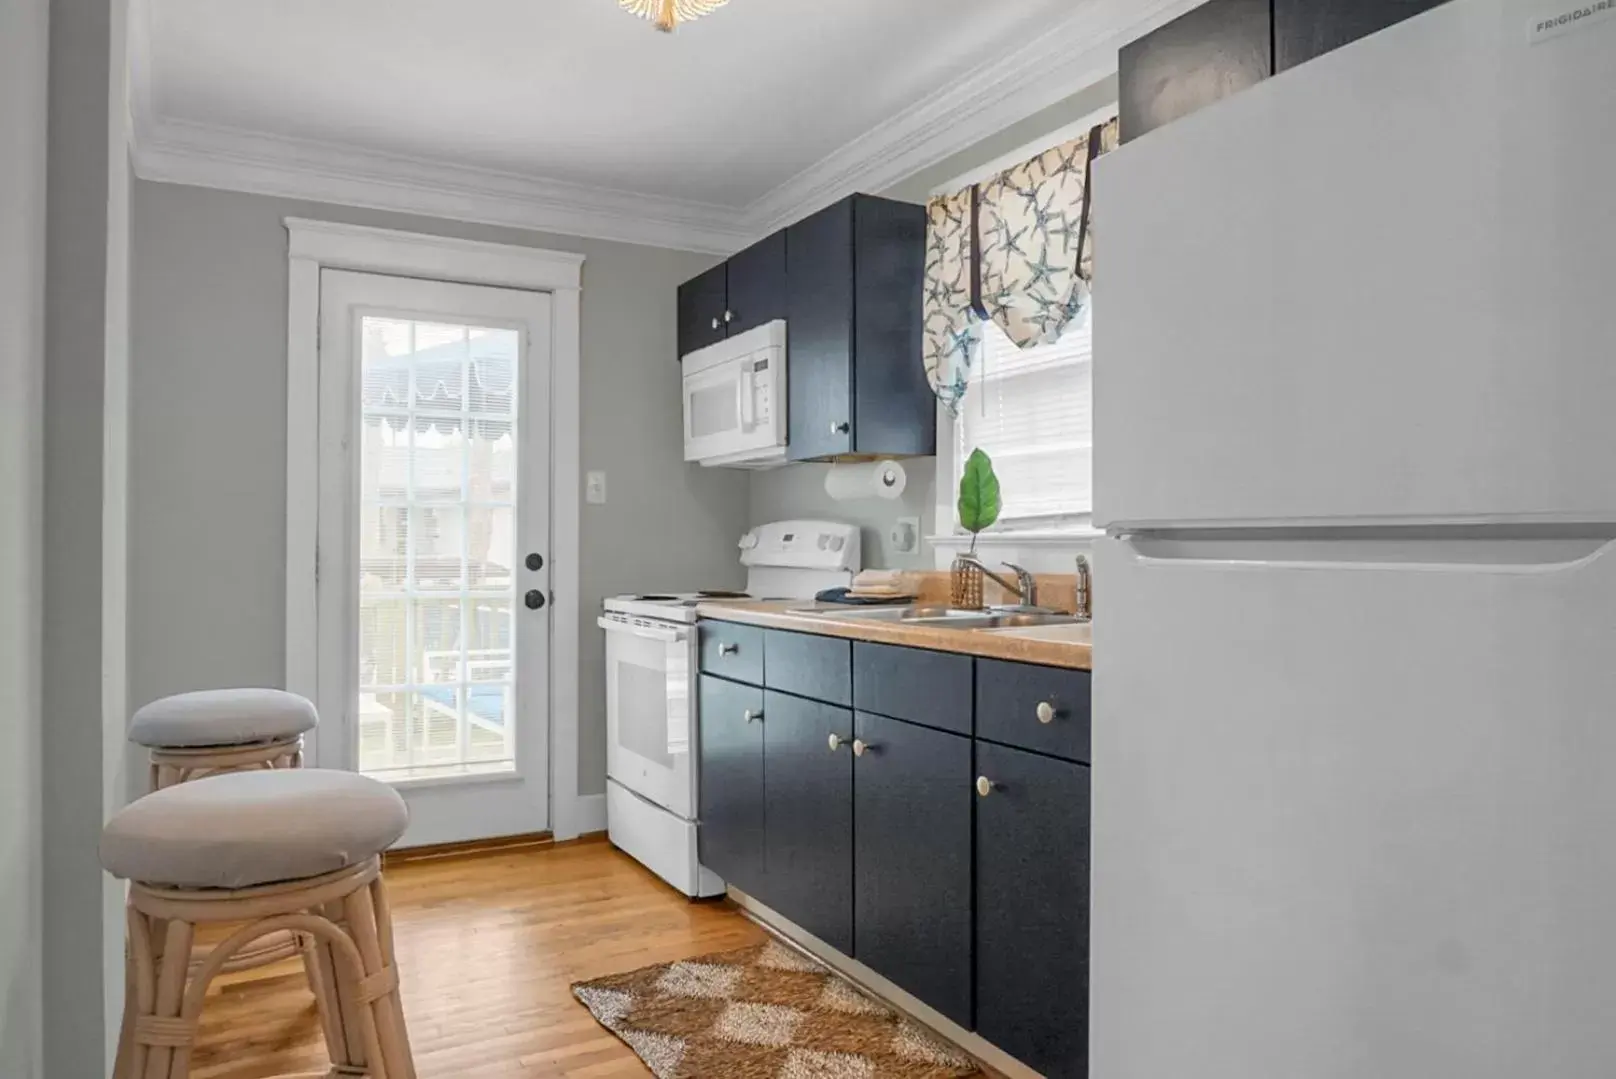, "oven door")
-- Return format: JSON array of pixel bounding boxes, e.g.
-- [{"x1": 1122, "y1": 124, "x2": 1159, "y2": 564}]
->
[{"x1": 600, "y1": 615, "x2": 697, "y2": 820}]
